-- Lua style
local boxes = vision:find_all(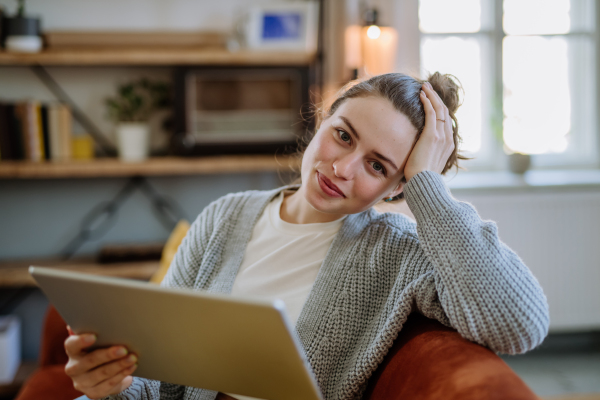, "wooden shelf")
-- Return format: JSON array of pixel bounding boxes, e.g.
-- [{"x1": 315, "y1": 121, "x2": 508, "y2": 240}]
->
[
  {"x1": 0, "y1": 155, "x2": 299, "y2": 179},
  {"x1": 0, "y1": 48, "x2": 316, "y2": 66},
  {"x1": 0, "y1": 258, "x2": 160, "y2": 287}
]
